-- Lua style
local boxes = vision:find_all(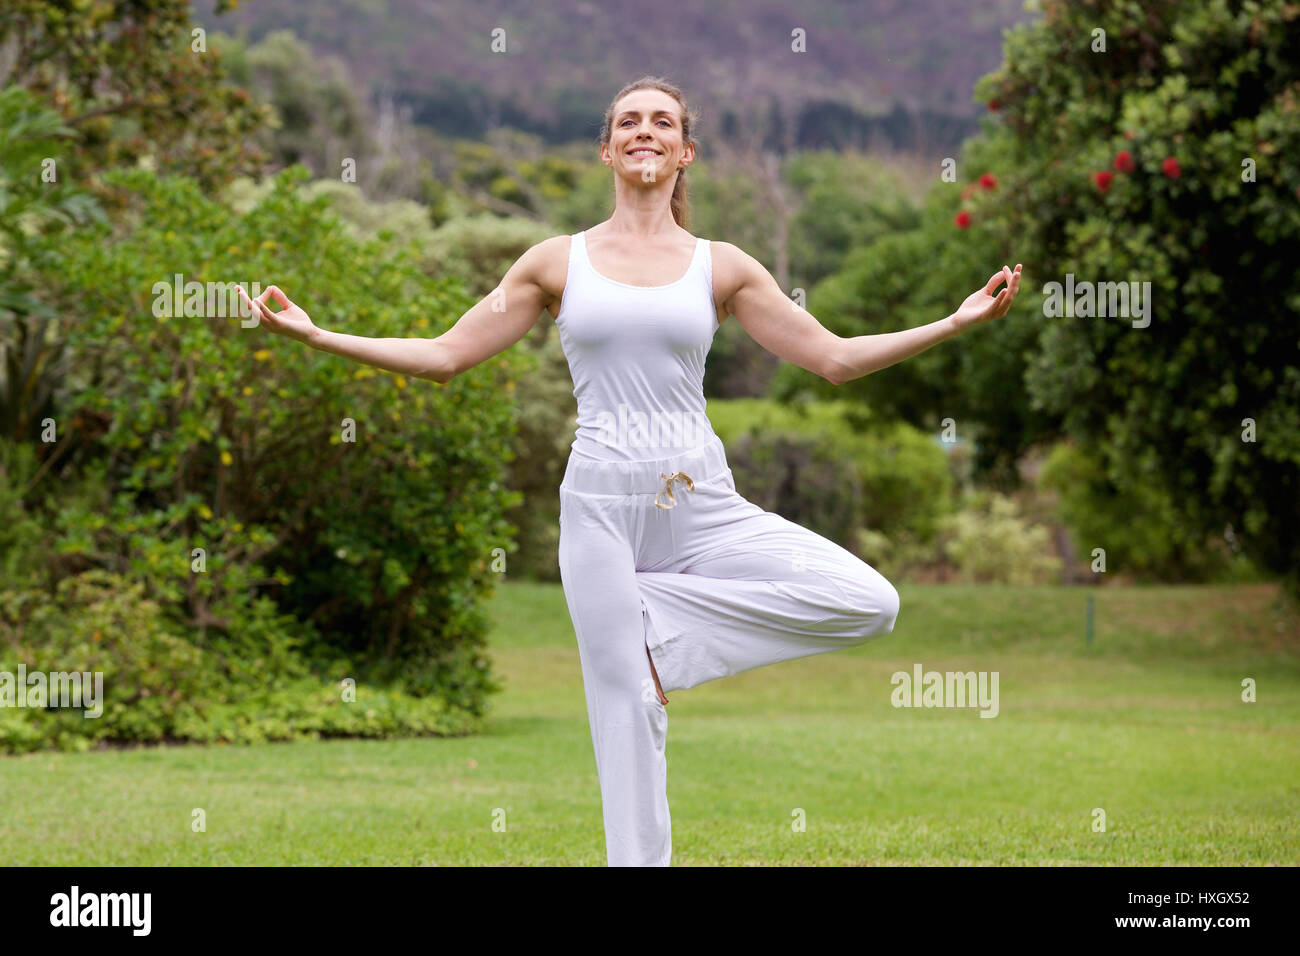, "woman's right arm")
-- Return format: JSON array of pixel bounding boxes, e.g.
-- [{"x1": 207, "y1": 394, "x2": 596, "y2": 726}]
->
[{"x1": 238, "y1": 236, "x2": 565, "y2": 384}]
